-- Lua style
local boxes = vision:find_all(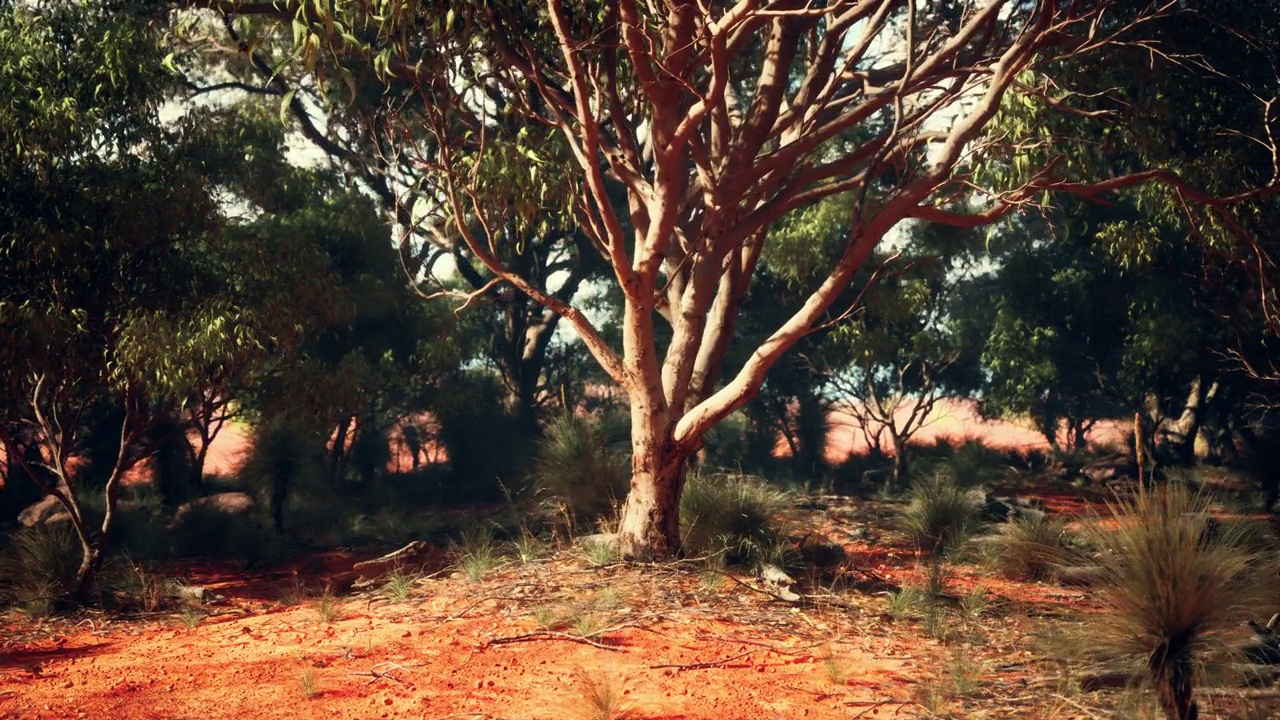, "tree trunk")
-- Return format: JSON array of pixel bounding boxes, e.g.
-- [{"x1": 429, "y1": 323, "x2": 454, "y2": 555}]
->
[
  {"x1": 891, "y1": 432, "x2": 909, "y2": 490},
  {"x1": 73, "y1": 538, "x2": 100, "y2": 600},
  {"x1": 1162, "y1": 377, "x2": 1218, "y2": 466},
  {"x1": 1154, "y1": 662, "x2": 1199, "y2": 720},
  {"x1": 616, "y1": 443, "x2": 688, "y2": 560},
  {"x1": 615, "y1": 332, "x2": 688, "y2": 559},
  {"x1": 328, "y1": 415, "x2": 353, "y2": 485},
  {"x1": 190, "y1": 434, "x2": 210, "y2": 494}
]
